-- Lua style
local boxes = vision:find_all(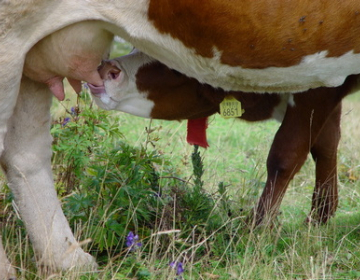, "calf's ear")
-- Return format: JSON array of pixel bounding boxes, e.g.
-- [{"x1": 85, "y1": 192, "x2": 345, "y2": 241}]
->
[{"x1": 98, "y1": 60, "x2": 121, "y2": 80}]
